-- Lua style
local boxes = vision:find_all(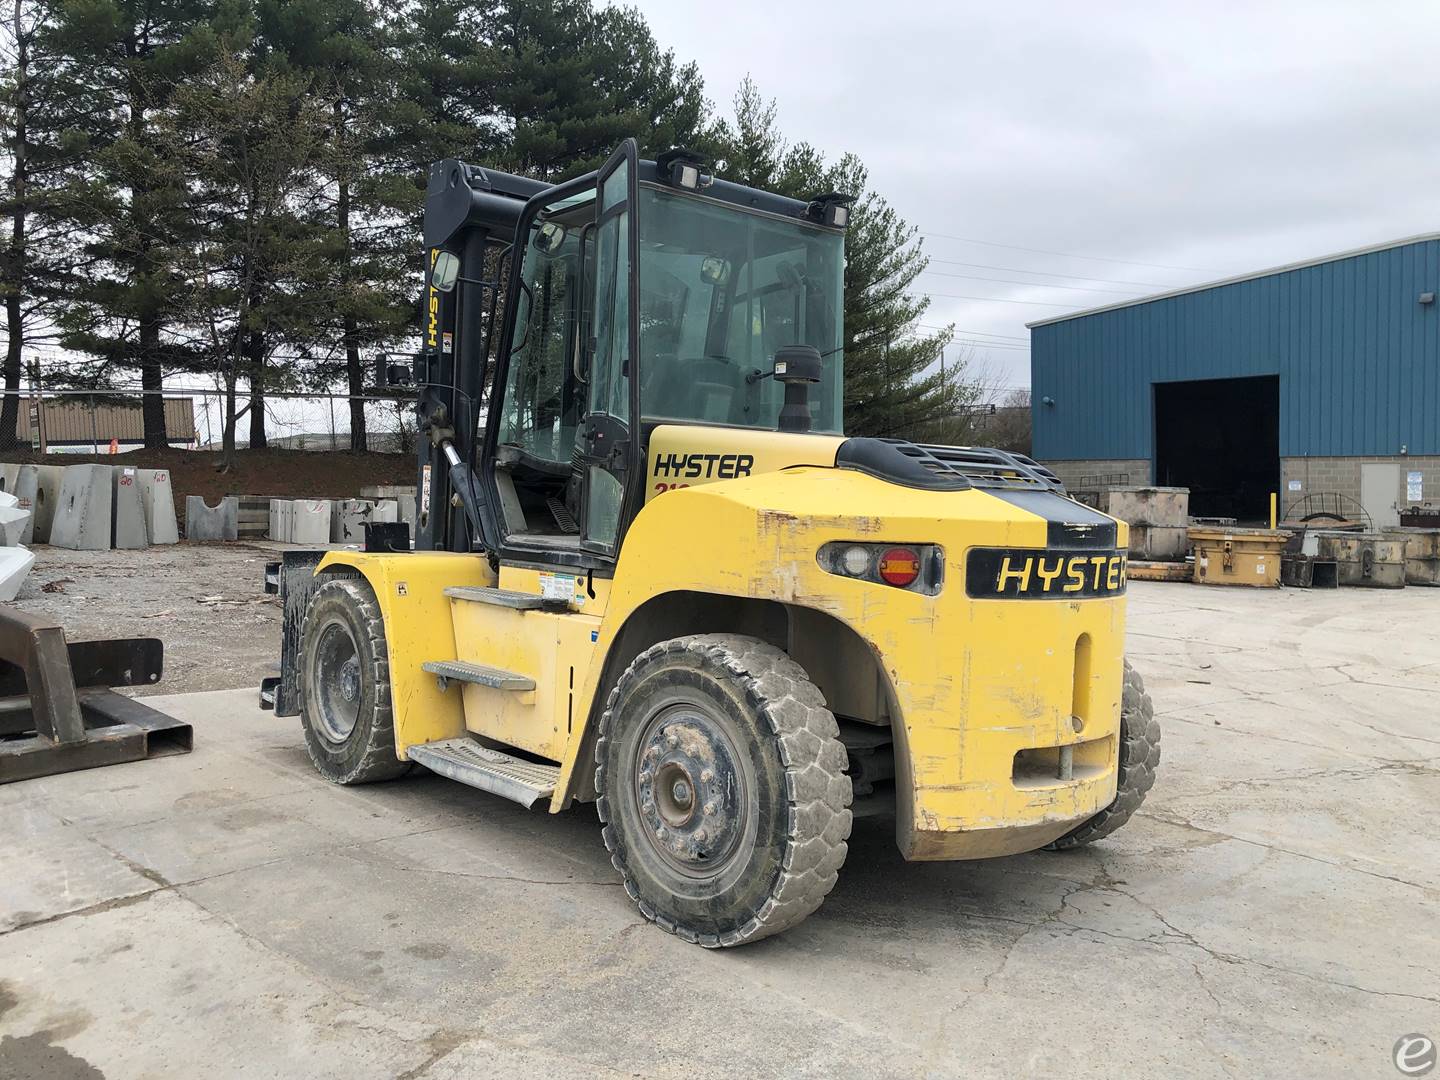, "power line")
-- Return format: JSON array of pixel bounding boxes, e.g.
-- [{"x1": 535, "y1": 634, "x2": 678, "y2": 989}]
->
[
  {"x1": 919, "y1": 268, "x2": 1148, "y2": 296},
  {"x1": 926, "y1": 256, "x2": 1170, "y2": 289},
  {"x1": 922, "y1": 292, "x2": 1075, "y2": 307},
  {"x1": 921, "y1": 232, "x2": 1221, "y2": 273},
  {"x1": 918, "y1": 322, "x2": 1028, "y2": 341}
]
